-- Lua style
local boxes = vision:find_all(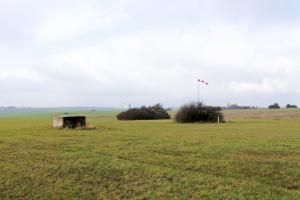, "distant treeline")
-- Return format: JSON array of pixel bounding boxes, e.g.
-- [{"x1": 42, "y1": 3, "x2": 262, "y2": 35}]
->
[
  {"x1": 268, "y1": 103, "x2": 298, "y2": 109},
  {"x1": 223, "y1": 103, "x2": 299, "y2": 110},
  {"x1": 223, "y1": 104, "x2": 258, "y2": 110}
]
